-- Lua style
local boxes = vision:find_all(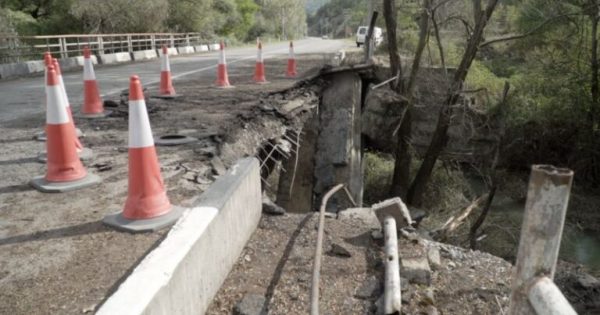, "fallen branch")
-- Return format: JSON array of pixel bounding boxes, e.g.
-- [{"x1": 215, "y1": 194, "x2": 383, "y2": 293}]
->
[{"x1": 436, "y1": 194, "x2": 488, "y2": 239}]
